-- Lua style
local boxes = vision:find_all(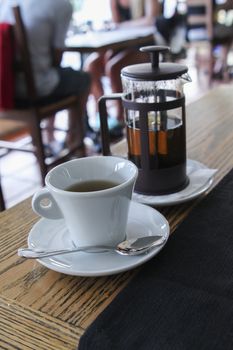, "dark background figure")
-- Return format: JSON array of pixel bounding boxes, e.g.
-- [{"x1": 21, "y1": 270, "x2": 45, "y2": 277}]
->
[
  {"x1": 84, "y1": 0, "x2": 158, "y2": 136},
  {"x1": 0, "y1": 0, "x2": 91, "y2": 155},
  {"x1": 155, "y1": 0, "x2": 187, "y2": 59},
  {"x1": 186, "y1": 0, "x2": 233, "y2": 78}
]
